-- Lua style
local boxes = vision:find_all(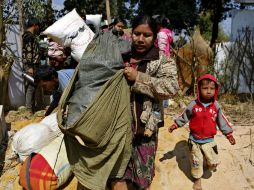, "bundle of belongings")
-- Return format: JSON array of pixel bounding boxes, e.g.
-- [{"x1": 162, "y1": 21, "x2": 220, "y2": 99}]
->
[
  {"x1": 57, "y1": 29, "x2": 132, "y2": 190},
  {"x1": 12, "y1": 113, "x2": 72, "y2": 190},
  {"x1": 19, "y1": 134, "x2": 71, "y2": 190},
  {"x1": 48, "y1": 41, "x2": 66, "y2": 59},
  {"x1": 43, "y1": 9, "x2": 95, "y2": 62}
]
